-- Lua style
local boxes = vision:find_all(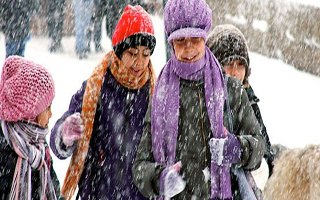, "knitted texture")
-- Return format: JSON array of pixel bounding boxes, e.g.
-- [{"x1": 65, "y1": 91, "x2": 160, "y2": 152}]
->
[
  {"x1": 206, "y1": 24, "x2": 250, "y2": 83},
  {"x1": 61, "y1": 51, "x2": 155, "y2": 200},
  {"x1": 164, "y1": 0, "x2": 212, "y2": 42},
  {"x1": 112, "y1": 5, "x2": 156, "y2": 58},
  {"x1": 0, "y1": 56, "x2": 55, "y2": 121}
]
